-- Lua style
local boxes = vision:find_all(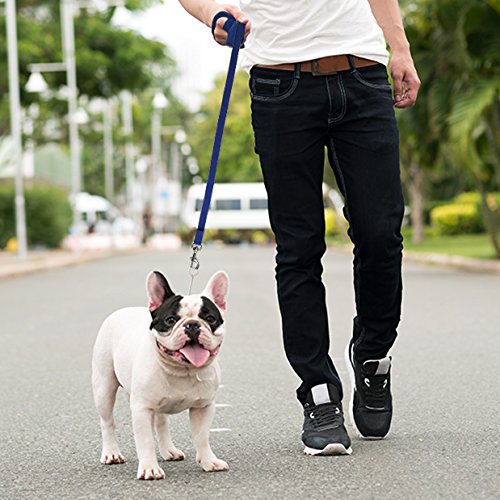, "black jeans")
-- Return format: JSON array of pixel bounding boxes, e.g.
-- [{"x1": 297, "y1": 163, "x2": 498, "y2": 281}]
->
[{"x1": 249, "y1": 60, "x2": 404, "y2": 404}]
